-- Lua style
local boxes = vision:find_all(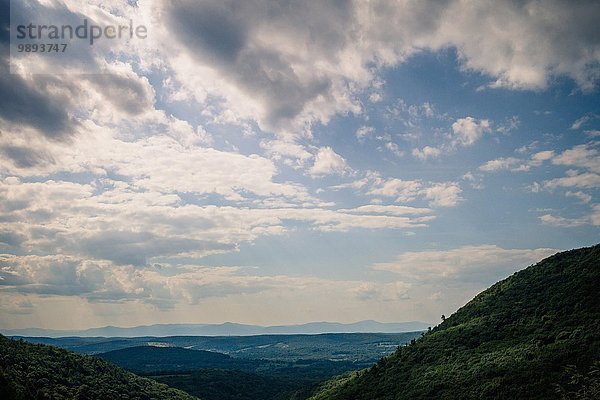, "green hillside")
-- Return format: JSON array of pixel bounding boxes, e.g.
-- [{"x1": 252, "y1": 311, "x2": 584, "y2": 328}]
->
[
  {"x1": 309, "y1": 245, "x2": 600, "y2": 400},
  {"x1": 0, "y1": 335, "x2": 199, "y2": 400}
]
